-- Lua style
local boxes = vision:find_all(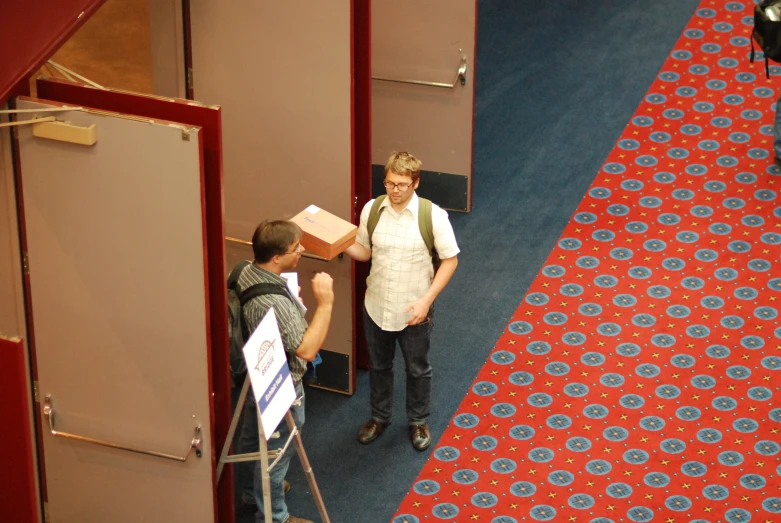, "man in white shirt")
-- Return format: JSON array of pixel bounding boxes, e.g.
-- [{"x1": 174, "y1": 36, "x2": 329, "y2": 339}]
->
[{"x1": 344, "y1": 151, "x2": 459, "y2": 451}]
